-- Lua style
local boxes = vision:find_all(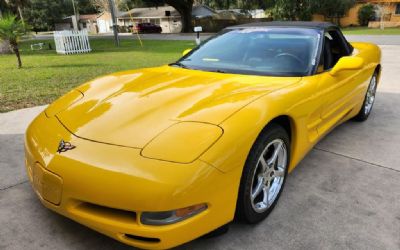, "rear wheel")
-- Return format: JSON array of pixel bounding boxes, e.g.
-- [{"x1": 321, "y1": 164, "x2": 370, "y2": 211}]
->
[
  {"x1": 236, "y1": 124, "x2": 290, "y2": 224},
  {"x1": 354, "y1": 72, "x2": 378, "y2": 122}
]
